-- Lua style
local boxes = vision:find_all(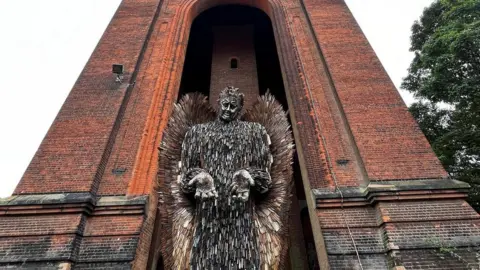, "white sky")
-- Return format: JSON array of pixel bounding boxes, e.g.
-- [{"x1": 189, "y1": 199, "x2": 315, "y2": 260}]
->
[{"x1": 0, "y1": 0, "x2": 433, "y2": 197}]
